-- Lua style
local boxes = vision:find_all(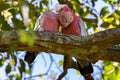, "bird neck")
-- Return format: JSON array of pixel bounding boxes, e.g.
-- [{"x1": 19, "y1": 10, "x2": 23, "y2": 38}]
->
[{"x1": 62, "y1": 14, "x2": 81, "y2": 36}]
